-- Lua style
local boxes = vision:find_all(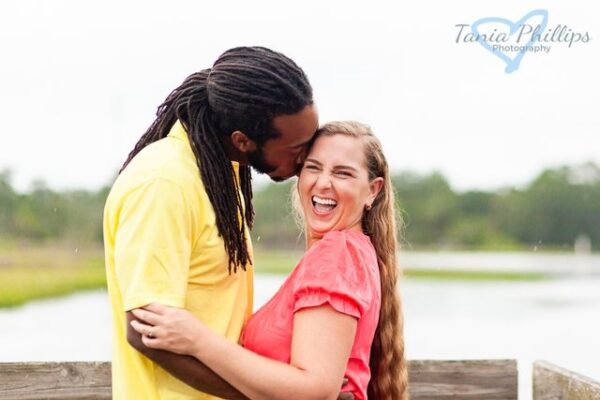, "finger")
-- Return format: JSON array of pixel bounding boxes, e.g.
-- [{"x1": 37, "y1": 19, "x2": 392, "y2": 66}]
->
[
  {"x1": 144, "y1": 303, "x2": 168, "y2": 315},
  {"x1": 131, "y1": 308, "x2": 162, "y2": 325},
  {"x1": 342, "y1": 377, "x2": 349, "y2": 387},
  {"x1": 130, "y1": 319, "x2": 154, "y2": 336},
  {"x1": 141, "y1": 332, "x2": 161, "y2": 349}
]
